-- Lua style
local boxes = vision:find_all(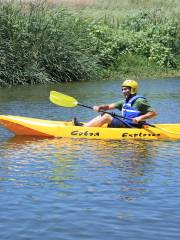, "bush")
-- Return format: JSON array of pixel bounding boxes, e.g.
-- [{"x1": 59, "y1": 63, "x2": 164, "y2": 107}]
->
[
  {"x1": 120, "y1": 11, "x2": 179, "y2": 68},
  {"x1": 87, "y1": 10, "x2": 179, "y2": 70},
  {"x1": 88, "y1": 22, "x2": 129, "y2": 67}
]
